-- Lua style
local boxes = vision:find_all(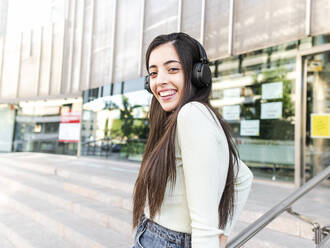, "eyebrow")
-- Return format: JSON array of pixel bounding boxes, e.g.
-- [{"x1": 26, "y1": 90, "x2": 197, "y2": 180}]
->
[{"x1": 148, "y1": 60, "x2": 180, "y2": 70}]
